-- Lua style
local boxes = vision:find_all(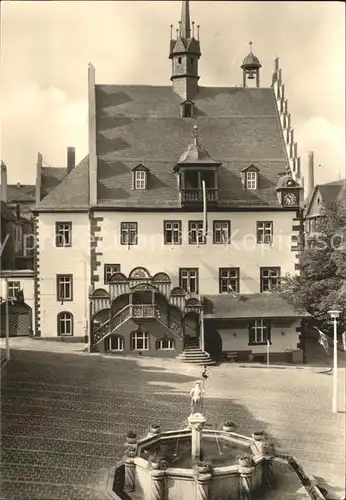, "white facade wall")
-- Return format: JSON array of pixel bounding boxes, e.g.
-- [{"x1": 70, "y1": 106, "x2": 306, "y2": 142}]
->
[
  {"x1": 219, "y1": 320, "x2": 300, "y2": 353},
  {"x1": 37, "y1": 209, "x2": 299, "y2": 339},
  {"x1": 38, "y1": 213, "x2": 90, "y2": 338},
  {"x1": 97, "y1": 210, "x2": 297, "y2": 294}
]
